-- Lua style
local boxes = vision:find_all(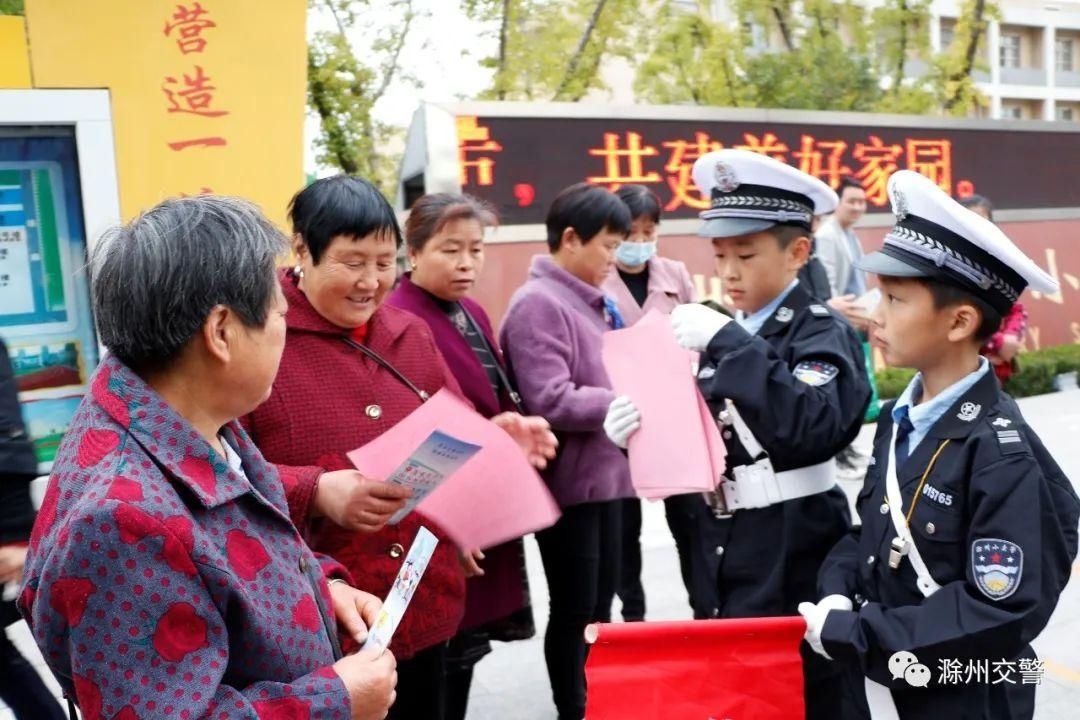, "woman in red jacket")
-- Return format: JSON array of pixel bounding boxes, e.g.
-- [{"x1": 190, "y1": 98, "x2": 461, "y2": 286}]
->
[{"x1": 243, "y1": 176, "x2": 555, "y2": 720}]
